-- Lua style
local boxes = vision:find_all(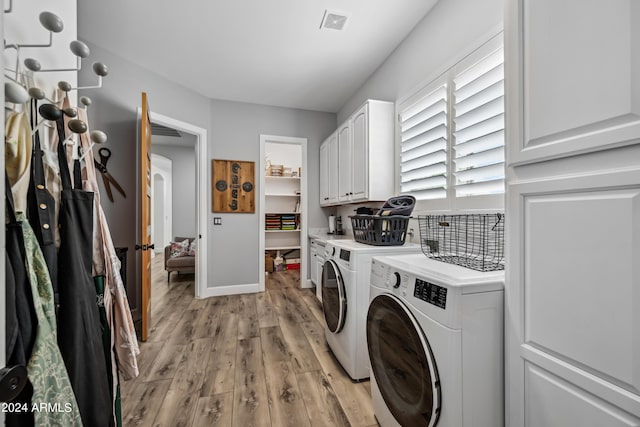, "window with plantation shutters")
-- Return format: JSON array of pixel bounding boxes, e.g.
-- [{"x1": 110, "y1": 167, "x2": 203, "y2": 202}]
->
[
  {"x1": 396, "y1": 33, "x2": 504, "y2": 211},
  {"x1": 453, "y1": 47, "x2": 505, "y2": 197},
  {"x1": 399, "y1": 80, "x2": 448, "y2": 201}
]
